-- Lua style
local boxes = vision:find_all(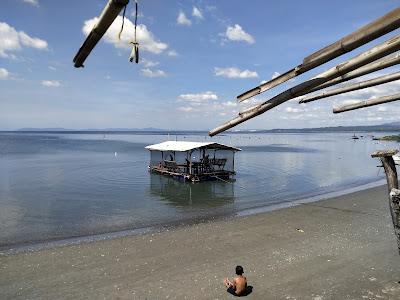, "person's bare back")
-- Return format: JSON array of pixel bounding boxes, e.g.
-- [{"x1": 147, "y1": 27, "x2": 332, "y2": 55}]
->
[{"x1": 224, "y1": 265, "x2": 249, "y2": 296}]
